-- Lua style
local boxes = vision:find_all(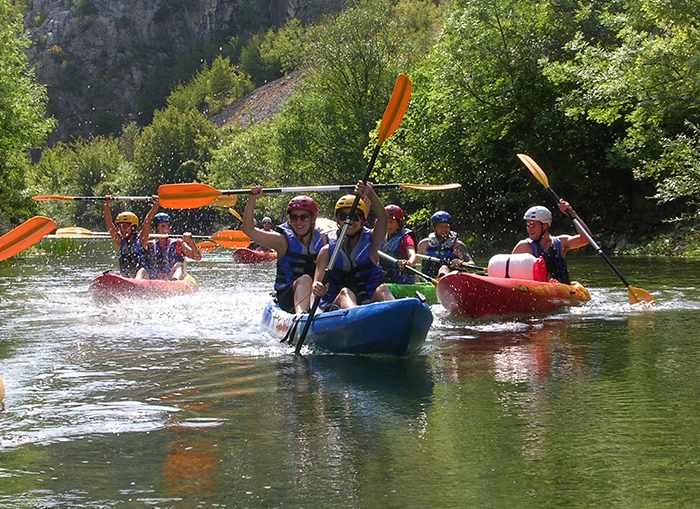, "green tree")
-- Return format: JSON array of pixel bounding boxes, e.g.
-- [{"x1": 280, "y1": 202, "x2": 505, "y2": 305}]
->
[
  {"x1": 132, "y1": 107, "x2": 220, "y2": 193},
  {"x1": 0, "y1": 0, "x2": 55, "y2": 226}
]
